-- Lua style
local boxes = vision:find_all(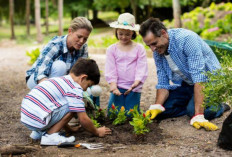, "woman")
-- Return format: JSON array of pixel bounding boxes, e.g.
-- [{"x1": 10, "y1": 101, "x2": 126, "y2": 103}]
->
[{"x1": 26, "y1": 17, "x2": 92, "y2": 89}]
